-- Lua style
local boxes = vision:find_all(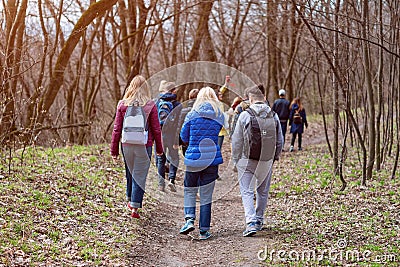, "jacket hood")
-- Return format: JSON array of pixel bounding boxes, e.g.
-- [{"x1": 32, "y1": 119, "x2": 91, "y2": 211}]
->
[
  {"x1": 159, "y1": 92, "x2": 177, "y2": 101},
  {"x1": 193, "y1": 103, "x2": 224, "y2": 123},
  {"x1": 292, "y1": 103, "x2": 299, "y2": 110},
  {"x1": 249, "y1": 102, "x2": 272, "y2": 118}
]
